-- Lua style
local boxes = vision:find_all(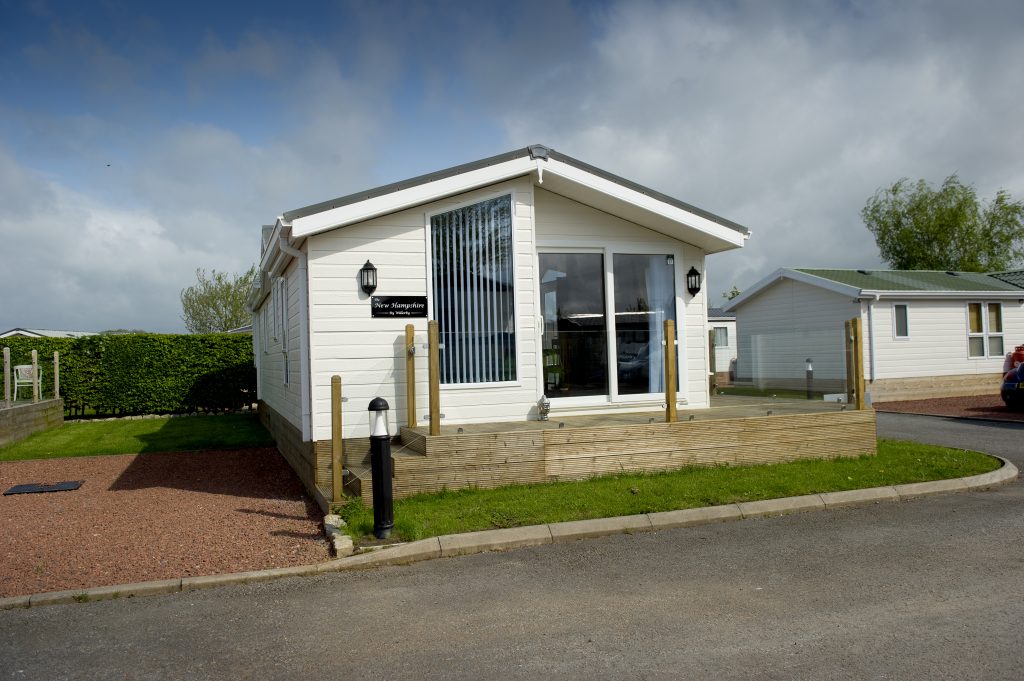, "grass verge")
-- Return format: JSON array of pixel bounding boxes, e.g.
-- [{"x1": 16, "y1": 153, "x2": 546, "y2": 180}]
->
[
  {"x1": 0, "y1": 413, "x2": 273, "y2": 461},
  {"x1": 337, "y1": 439, "x2": 1000, "y2": 543}
]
